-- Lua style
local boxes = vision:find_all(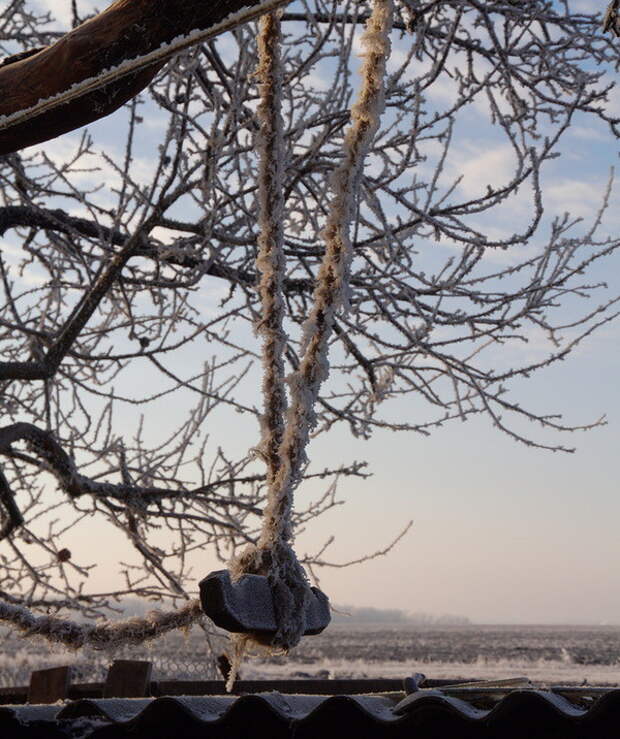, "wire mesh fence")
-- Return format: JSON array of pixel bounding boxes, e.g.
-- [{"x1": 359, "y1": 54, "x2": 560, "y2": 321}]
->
[{"x1": 0, "y1": 626, "x2": 226, "y2": 687}]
